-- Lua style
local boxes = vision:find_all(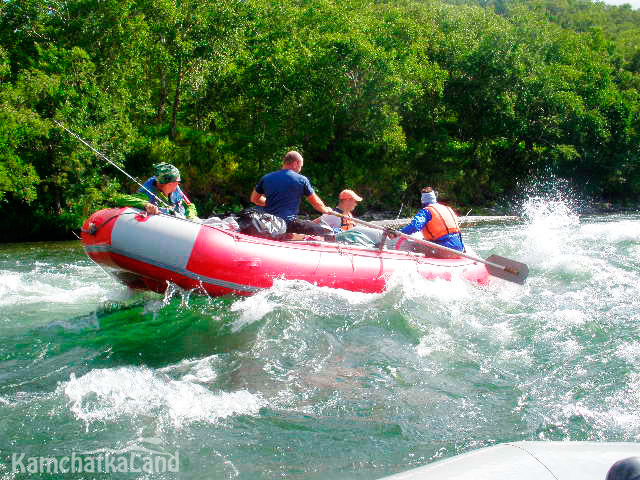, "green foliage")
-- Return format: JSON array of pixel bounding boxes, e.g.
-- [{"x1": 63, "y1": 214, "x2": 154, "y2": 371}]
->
[
  {"x1": 0, "y1": 47, "x2": 43, "y2": 204},
  {"x1": 0, "y1": 0, "x2": 639, "y2": 240}
]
